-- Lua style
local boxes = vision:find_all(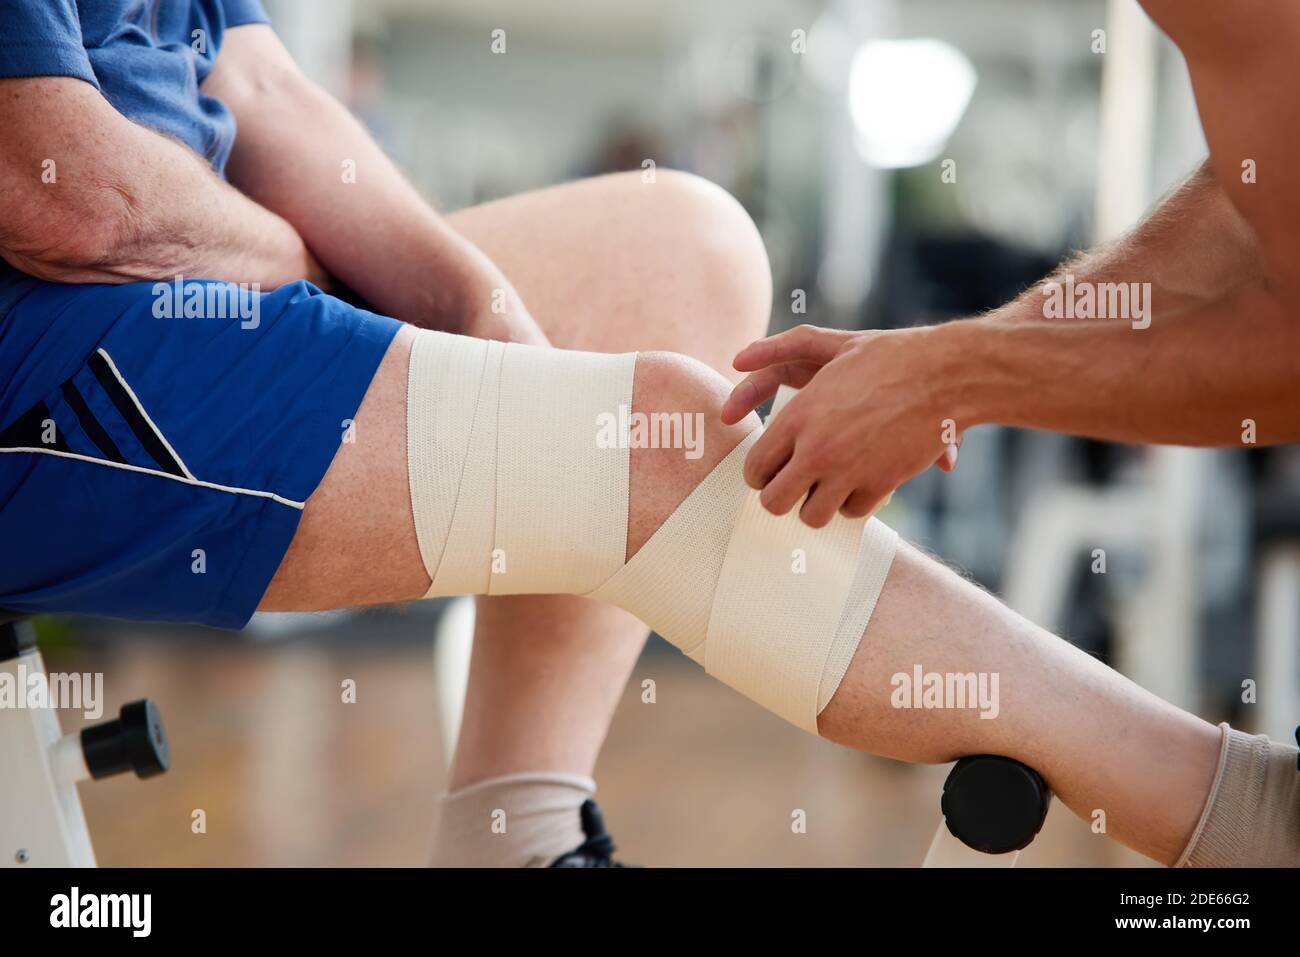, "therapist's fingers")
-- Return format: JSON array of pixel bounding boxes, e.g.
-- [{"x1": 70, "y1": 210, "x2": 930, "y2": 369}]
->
[
  {"x1": 758, "y1": 452, "x2": 818, "y2": 517},
  {"x1": 799, "y1": 479, "x2": 854, "y2": 529},
  {"x1": 840, "y1": 486, "x2": 893, "y2": 520},
  {"x1": 721, "y1": 361, "x2": 821, "y2": 424},
  {"x1": 732, "y1": 324, "x2": 855, "y2": 373},
  {"x1": 743, "y1": 415, "x2": 797, "y2": 490}
]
